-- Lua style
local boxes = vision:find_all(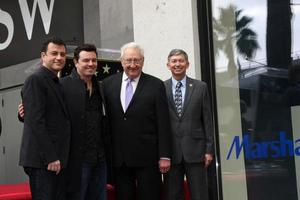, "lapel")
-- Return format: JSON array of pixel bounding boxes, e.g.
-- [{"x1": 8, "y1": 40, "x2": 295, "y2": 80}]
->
[
  {"x1": 97, "y1": 81, "x2": 107, "y2": 116},
  {"x1": 165, "y1": 78, "x2": 176, "y2": 112},
  {"x1": 182, "y1": 76, "x2": 194, "y2": 117},
  {"x1": 114, "y1": 73, "x2": 124, "y2": 113},
  {"x1": 45, "y1": 76, "x2": 69, "y2": 117},
  {"x1": 125, "y1": 72, "x2": 146, "y2": 113}
]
